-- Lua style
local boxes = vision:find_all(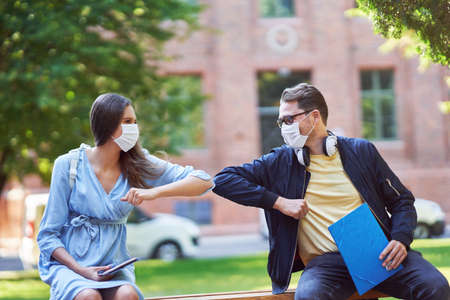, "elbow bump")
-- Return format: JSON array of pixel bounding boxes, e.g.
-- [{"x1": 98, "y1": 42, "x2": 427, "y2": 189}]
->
[
  {"x1": 199, "y1": 179, "x2": 214, "y2": 195},
  {"x1": 203, "y1": 179, "x2": 214, "y2": 192},
  {"x1": 207, "y1": 178, "x2": 214, "y2": 187}
]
